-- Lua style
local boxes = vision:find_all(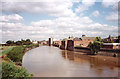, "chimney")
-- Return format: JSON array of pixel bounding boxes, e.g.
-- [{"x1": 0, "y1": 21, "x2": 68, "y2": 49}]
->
[{"x1": 82, "y1": 35, "x2": 86, "y2": 37}]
